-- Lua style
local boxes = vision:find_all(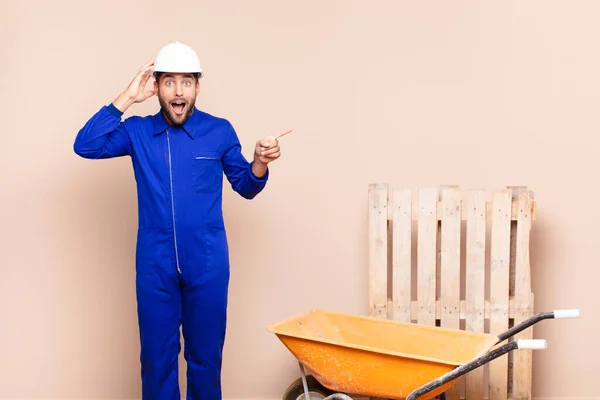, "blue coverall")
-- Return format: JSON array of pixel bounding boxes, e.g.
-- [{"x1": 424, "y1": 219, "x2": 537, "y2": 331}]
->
[{"x1": 74, "y1": 103, "x2": 268, "y2": 399}]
